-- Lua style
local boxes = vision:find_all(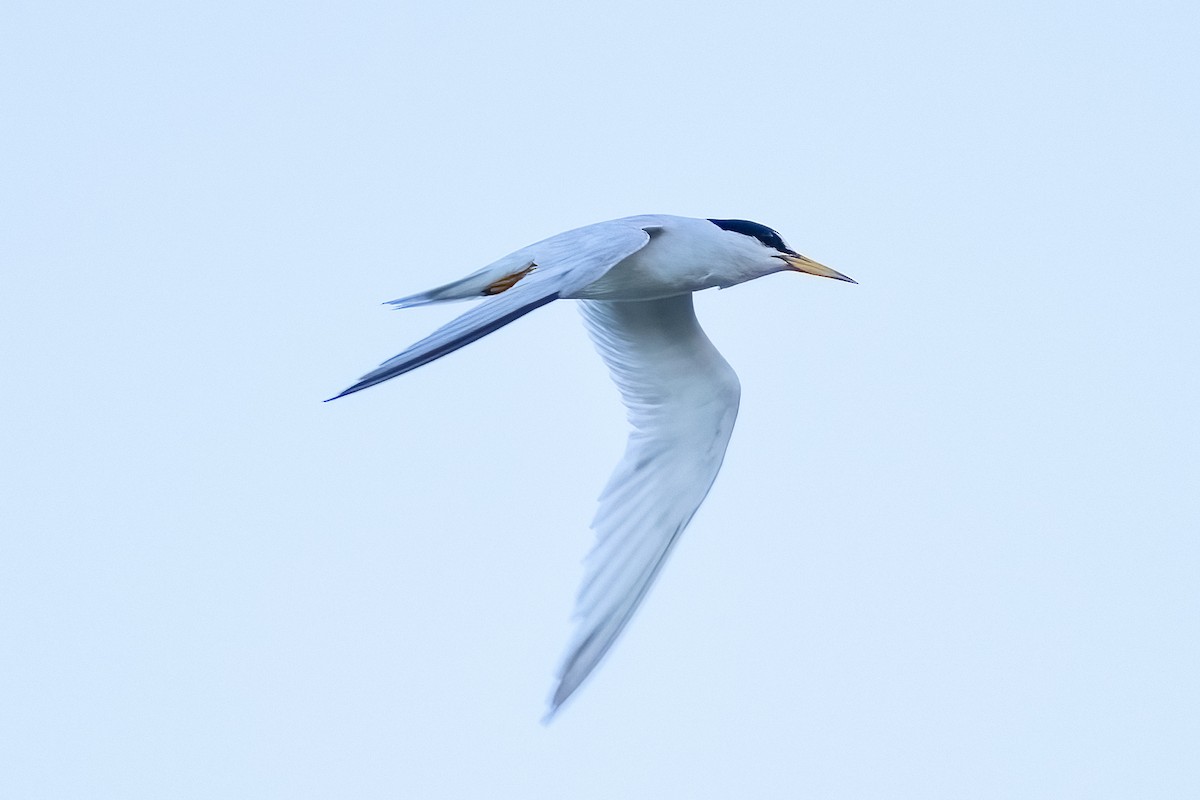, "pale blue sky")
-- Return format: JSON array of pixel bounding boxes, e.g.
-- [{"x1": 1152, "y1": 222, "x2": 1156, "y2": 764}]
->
[{"x1": 3, "y1": 1, "x2": 1198, "y2": 797}]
